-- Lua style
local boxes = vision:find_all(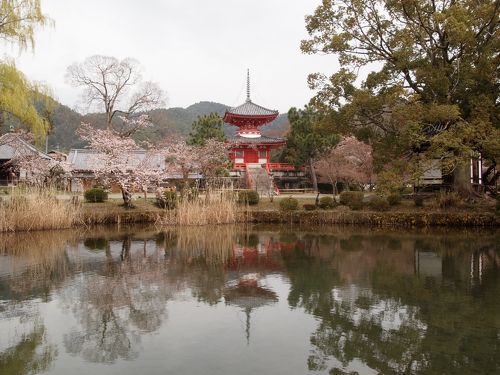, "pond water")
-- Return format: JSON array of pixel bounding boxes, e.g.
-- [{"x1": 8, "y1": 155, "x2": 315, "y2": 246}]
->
[{"x1": 0, "y1": 225, "x2": 499, "y2": 375}]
